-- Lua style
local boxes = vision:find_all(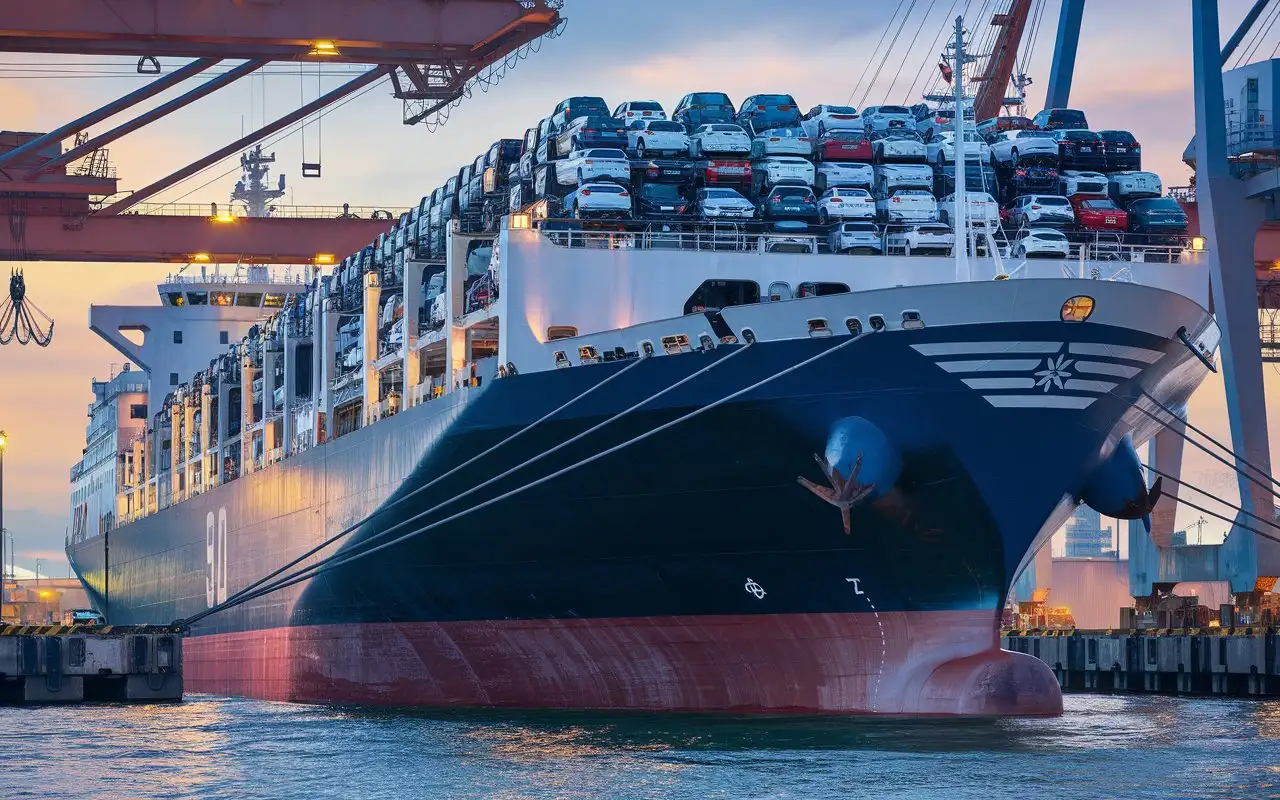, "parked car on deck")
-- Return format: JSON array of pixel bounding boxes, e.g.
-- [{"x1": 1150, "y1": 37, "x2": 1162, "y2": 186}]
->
[
  {"x1": 938, "y1": 191, "x2": 1000, "y2": 228},
  {"x1": 756, "y1": 183, "x2": 819, "y2": 224},
  {"x1": 989, "y1": 129, "x2": 1059, "y2": 167},
  {"x1": 915, "y1": 100, "x2": 975, "y2": 142},
  {"x1": 557, "y1": 114, "x2": 628, "y2": 154},
  {"x1": 1069, "y1": 195, "x2": 1129, "y2": 232},
  {"x1": 861, "y1": 105, "x2": 915, "y2": 132},
  {"x1": 627, "y1": 119, "x2": 689, "y2": 158},
  {"x1": 1059, "y1": 170, "x2": 1110, "y2": 197},
  {"x1": 801, "y1": 104, "x2": 861, "y2": 138},
  {"x1": 736, "y1": 93, "x2": 802, "y2": 135},
  {"x1": 1030, "y1": 108, "x2": 1089, "y2": 131},
  {"x1": 1050, "y1": 129, "x2": 1106, "y2": 170},
  {"x1": 1126, "y1": 196, "x2": 1189, "y2": 241},
  {"x1": 63, "y1": 609, "x2": 106, "y2": 626},
  {"x1": 561, "y1": 148, "x2": 631, "y2": 186},
  {"x1": 1008, "y1": 194, "x2": 1075, "y2": 228},
  {"x1": 564, "y1": 182, "x2": 632, "y2": 219},
  {"x1": 693, "y1": 187, "x2": 756, "y2": 220},
  {"x1": 1108, "y1": 171, "x2": 1164, "y2": 204},
  {"x1": 884, "y1": 223, "x2": 953, "y2": 255},
  {"x1": 751, "y1": 156, "x2": 815, "y2": 193},
  {"x1": 688, "y1": 123, "x2": 751, "y2": 157},
  {"x1": 876, "y1": 188, "x2": 938, "y2": 224},
  {"x1": 1012, "y1": 228, "x2": 1071, "y2": 258},
  {"x1": 673, "y1": 91, "x2": 736, "y2": 132},
  {"x1": 814, "y1": 129, "x2": 874, "y2": 162},
  {"x1": 975, "y1": 115, "x2": 1034, "y2": 140},
  {"x1": 1097, "y1": 129, "x2": 1142, "y2": 171},
  {"x1": 817, "y1": 187, "x2": 877, "y2": 223},
  {"x1": 634, "y1": 181, "x2": 691, "y2": 220},
  {"x1": 749, "y1": 127, "x2": 812, "y2": 158},
  {"x1": 815, "y1": 160, "x2": 874, "y2": 193},
  {"x1": 612, "y1": 100, "x2": 666, "y2": 123},
  {"x1": 933, "y1": 164, "x2": 999, "y2": 196},
  {"x1": 550, "y1": 96, "x2": 610, "y2": 135},
  {"x1": 927, "y1": 130, "x2": 990, "y2": 165},
  {"x1": 829, "y1": 221, "x2": 883, "y2": 254},
  {"x1": 698, "y1": 159, "x2": 753, "y2": 190},
  {"x1": 871, "y1": 128, "x2": 927, "y2": 163},
  {"x1": 1004, "y1": 165, "x2": 1060, "y2": 202}
]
